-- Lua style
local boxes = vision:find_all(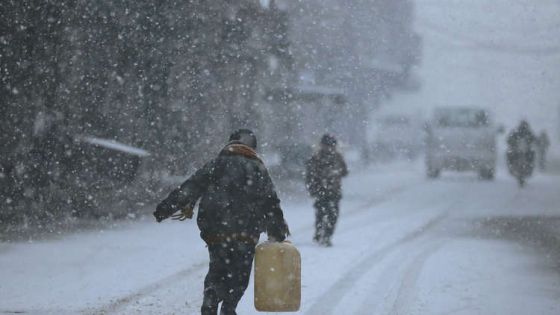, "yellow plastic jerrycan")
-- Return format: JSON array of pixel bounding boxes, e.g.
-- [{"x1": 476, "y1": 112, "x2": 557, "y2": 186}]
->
[{"x1": 254, "y1": 241, "x2": 301, "y2": 312}]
